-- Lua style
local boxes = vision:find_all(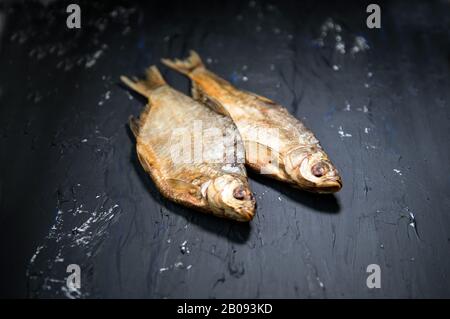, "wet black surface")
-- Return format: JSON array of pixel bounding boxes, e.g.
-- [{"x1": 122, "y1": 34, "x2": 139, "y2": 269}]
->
[{"x1": 0, "y1": 0, "x2": 449, "y2": 298}]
